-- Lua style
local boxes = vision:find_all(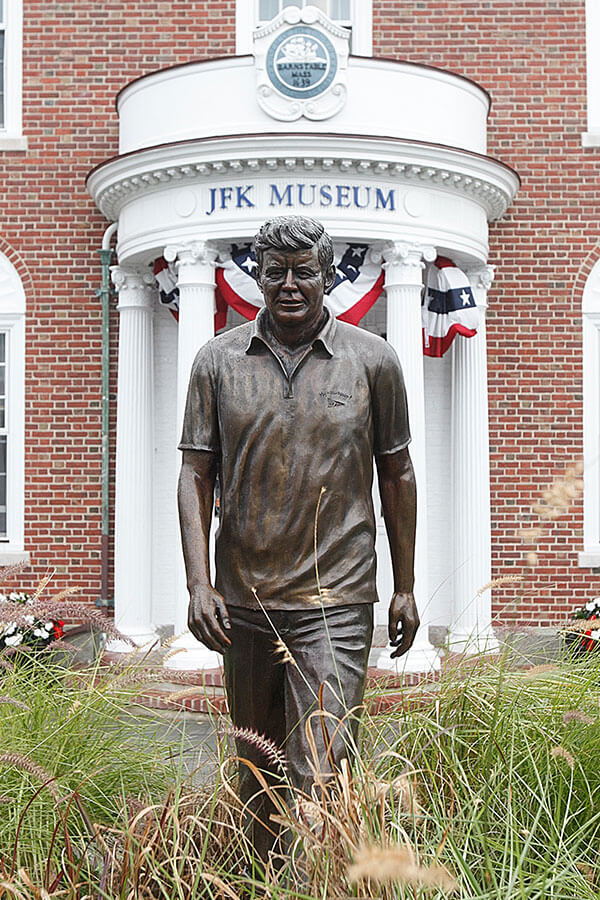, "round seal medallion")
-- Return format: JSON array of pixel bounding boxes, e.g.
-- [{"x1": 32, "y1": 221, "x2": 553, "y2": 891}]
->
[{"x1": 266, "y1": 25, "x2": 338, "y2": 100}]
